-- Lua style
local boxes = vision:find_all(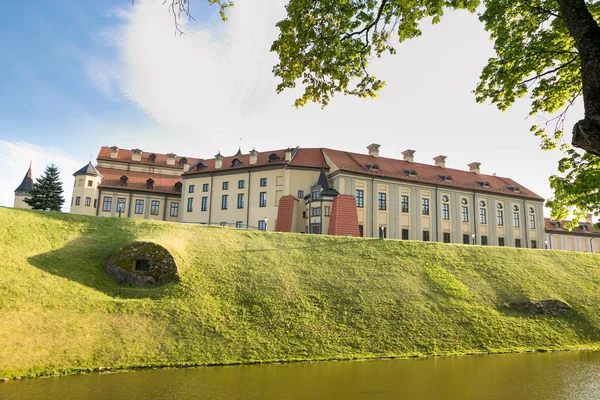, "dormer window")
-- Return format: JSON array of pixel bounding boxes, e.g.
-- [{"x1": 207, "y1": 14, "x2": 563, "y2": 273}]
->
[
  {"x1": 149, "y1": 153, "x2": 157, "y2": 163},
  {"x1": 268, "y1": 153, "x2": 281, "y2": 163},
  {"x1": 366, "y1": 163, "x2": 380, "y2": 171},
  {"x1": 403, "y1": 169, "x2": 418, "y2": 177},
  {"x1": 180, "y1": 157, "x2": 188, "y2": 165},
  {"x1": 477, "y1": 180, "x2": 491, "y2": 188},
  {"x1": 556, "y1": 221, "x2": 561, "y2": 229},
  {"x1": 174, "y1": 182, "x2": 182, "y2": 192},
  {"x1": 231, "y1": 158, "x2": 243, "y2": 167},
  {"x1": 119, "y1": 175, "x2": 129, "y2": 186},
  {"x1": 439, "y1": 174, "x2": 452, "y2": 182},
  {"x1": 146, "y1": 178, "x2": 154, "y2": 190},
  {"x1": 196, "y1": 162, "x2": 207, "y2": 171},
  {"x1": 507, "y1": 185, "x2": 520, "y2": 192},
  {"x1": 582, "y1": 224, "x2": 589, "y2": 232}
]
